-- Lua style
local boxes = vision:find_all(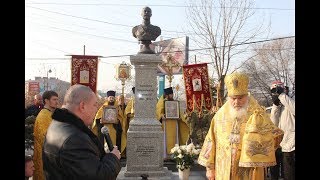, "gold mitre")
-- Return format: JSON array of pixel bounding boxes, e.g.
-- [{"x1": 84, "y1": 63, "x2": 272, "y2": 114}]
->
[{"x1": 225, "y1": 72, "x2": 249, "y2": 96}]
